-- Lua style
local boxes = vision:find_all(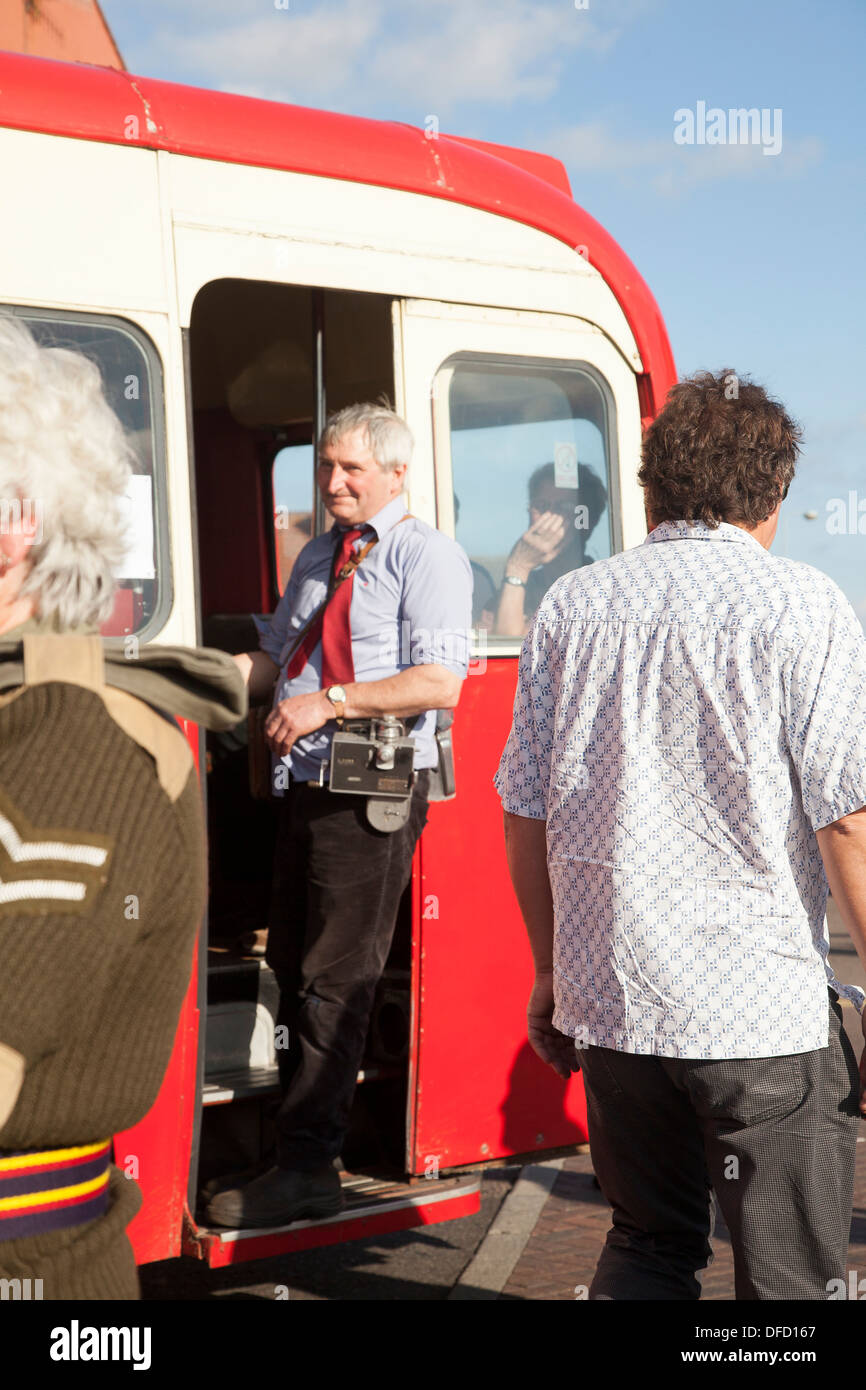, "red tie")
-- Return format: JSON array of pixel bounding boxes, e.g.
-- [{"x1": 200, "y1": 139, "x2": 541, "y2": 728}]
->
[{"x1": 284, "y1": 526, "x2": 364, "y2": 683}]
